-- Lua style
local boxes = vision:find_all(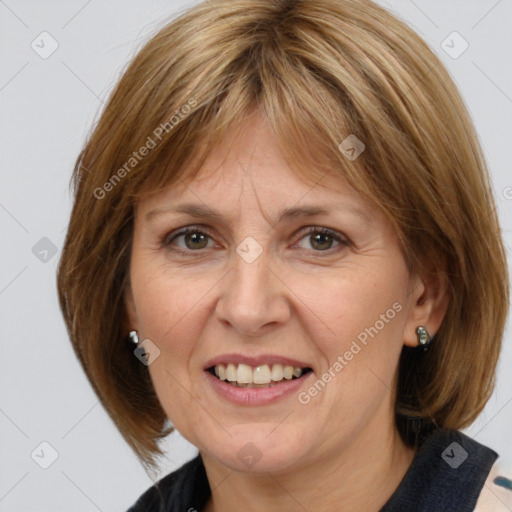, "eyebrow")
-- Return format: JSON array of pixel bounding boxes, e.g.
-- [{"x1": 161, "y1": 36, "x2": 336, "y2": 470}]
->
[{"x1": 144, "y1": 203, "x2": 371, "y2": 225}]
